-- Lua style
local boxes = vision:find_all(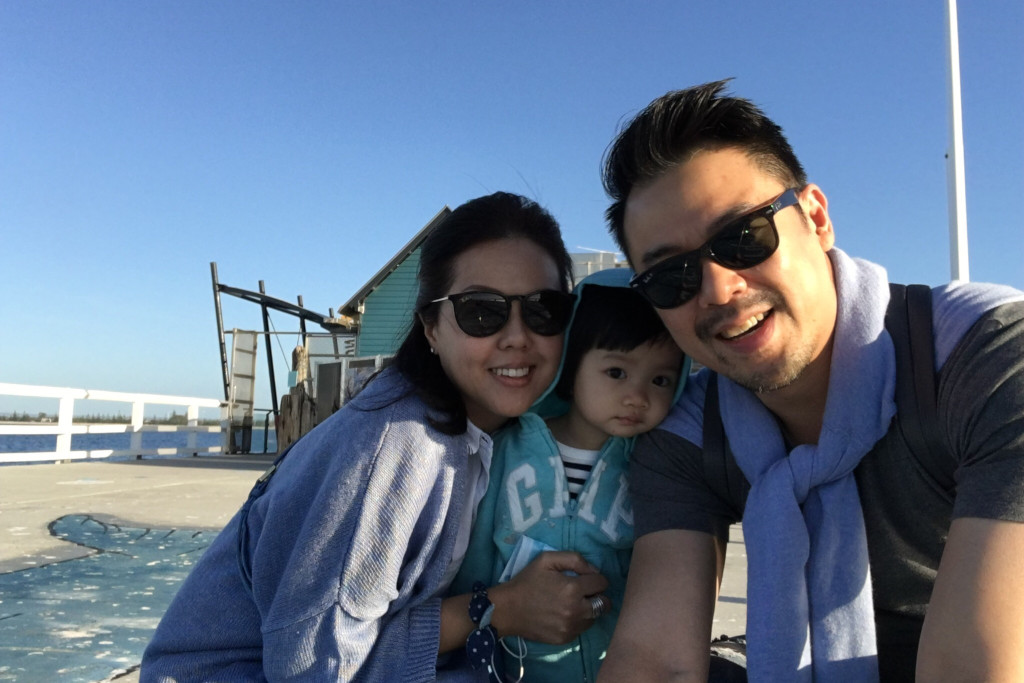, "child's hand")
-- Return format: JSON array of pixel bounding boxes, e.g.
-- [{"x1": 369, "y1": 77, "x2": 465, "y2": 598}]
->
[{"x1": 489, "y1": 550, "x2": 610, "y2": 644}]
